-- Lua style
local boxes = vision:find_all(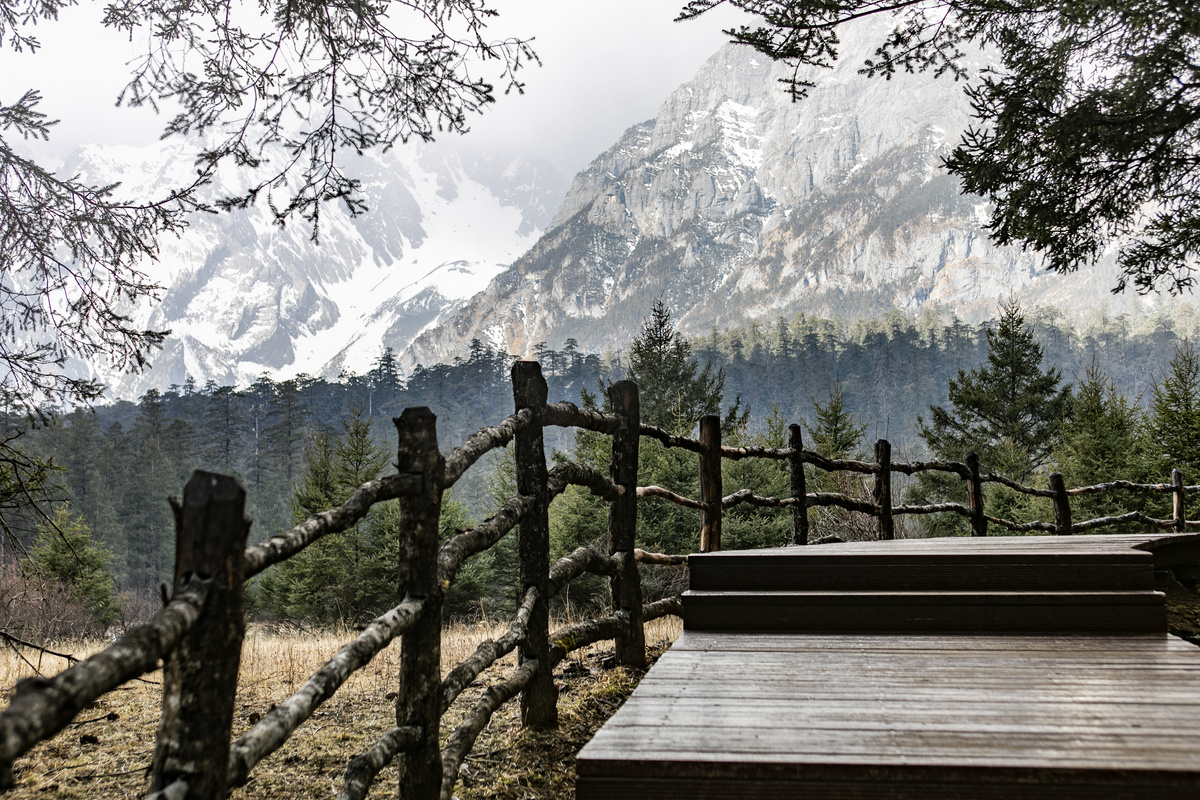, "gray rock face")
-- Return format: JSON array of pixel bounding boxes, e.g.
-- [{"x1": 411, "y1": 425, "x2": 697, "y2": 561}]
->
[
  {"x1": 405, "y1": 22, "x2": 1169, "y2": 367},
  {"x1": 62, "y1": 139, "x2": 567, "y2": 397}
]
